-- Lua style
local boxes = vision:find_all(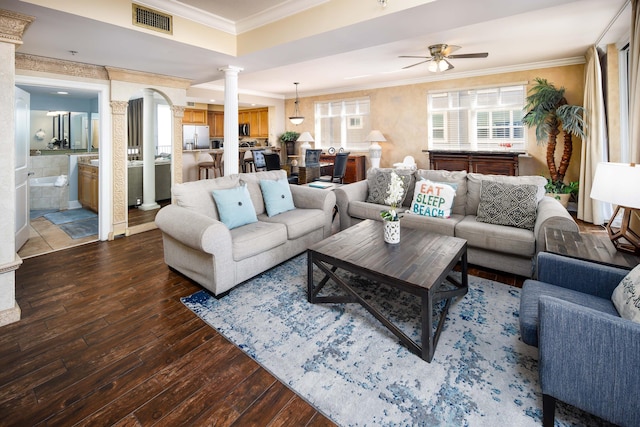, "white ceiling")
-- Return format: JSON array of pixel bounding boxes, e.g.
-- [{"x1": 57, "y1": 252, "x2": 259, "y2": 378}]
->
[{"x1": 7, "y1": 0, "x2": 631, "y2": 102}]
